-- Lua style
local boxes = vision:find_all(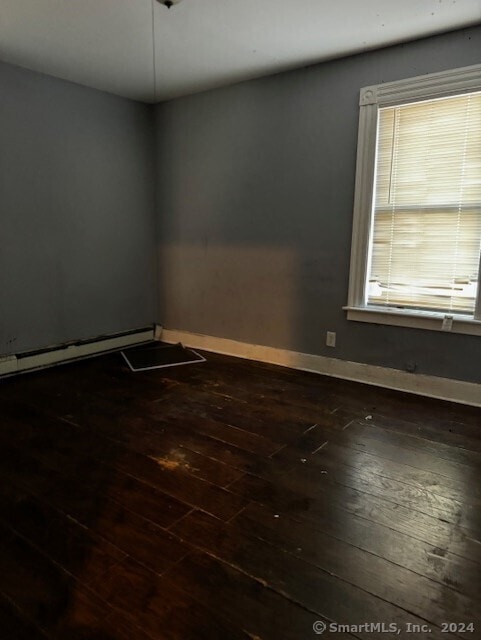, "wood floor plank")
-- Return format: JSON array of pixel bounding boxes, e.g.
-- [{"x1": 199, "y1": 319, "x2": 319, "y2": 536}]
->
[
  {"x1": 113, "y1": 415, "x2": 263, "y2": 478},
  {"x1": 151, "y1": 371, "x2": 338, "y2": 426},
  {"x1": 0, "y1": 412, "x2": 246, "y2": 523},
  {"x1": 152, "y1": 386, "x2": 312, "y2": 443},
  {"x1": 343, "y1": 420, "x2": 481, "y2": 477},
  {"x1": 0, "y1": 448, "x2": 191, "y2": 576},
  {"x1": 276, "y1": 420, "x2": 481, "y2": 498},
  {"x1": 50, "y1": 587, "x2": 156, "y2": 640},
  {"x1": 43, "y1": 483, "x2": 190, "y2": 576},
  {"x1": 329, "y1": 388, "x2": 481, "y2": 438},
  {"x1": 233, "y1": 502, "x2": 481, "y2": 600},
  {"x1": 278, "y1": 433, "x2": 481, "y2": 506},
  {"x1": 227, "y1": 473, "x2": 481, "y2": 563},
  {"x1": 0, "y1": 478, "x2": 126, "y2": 586},
  {"x1": 0, "y1": 417, "x2": 193, "y2": 527},
  {"x1": 0, "y1": 350, "x2": 480, "y2": 639},
  {"x1": 2, "y1": 390, "x2": 244, "y2": 491},
  {"x1": 268, "y1": 449, "x2": 479, "y2": 533},
  {"x1": 162, "y1": 550, "x2": 357, "y2": 640},
  {"x1": 145, "y1": 408, "x2": 283, "y2": 457},
  {"x1": 0, "y1": 522, "x2": 86, "y2": 633},
  {"x1": 170, "y1": 510, "x2": 459, "y2": 640},
  {"x1": 60, "y1": 408, "x2": 245, "y2": 488},
  {"x1": 231, "y1": 502, "x2": 481, "y2": 617},
  {"x1": 356, "y1": 412, "x2": 481, "y2": 455},
  {"x1": 0, "y1": 594, "x2": 48, "y2": 640},
  {"x1": 88, "y1": 556, "x2": 251, "y2": 640},
  {"x1": 0, "y1": 523, "x2": 152, "y2": 640}
]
